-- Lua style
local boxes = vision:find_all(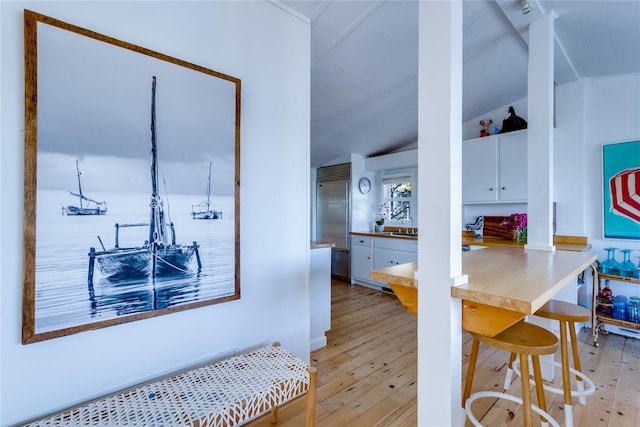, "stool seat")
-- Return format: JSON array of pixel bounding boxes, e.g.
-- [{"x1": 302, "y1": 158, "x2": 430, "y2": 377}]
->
[
  {"x1": 471, "y1": 321, "x2": 559, "y2": 356},
  {"x1": 464, "y1": 321, "x2": 559, "y2": 427},
  {"x1": 535, "y1": 299, "x2": 590, "y2": 322}
]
